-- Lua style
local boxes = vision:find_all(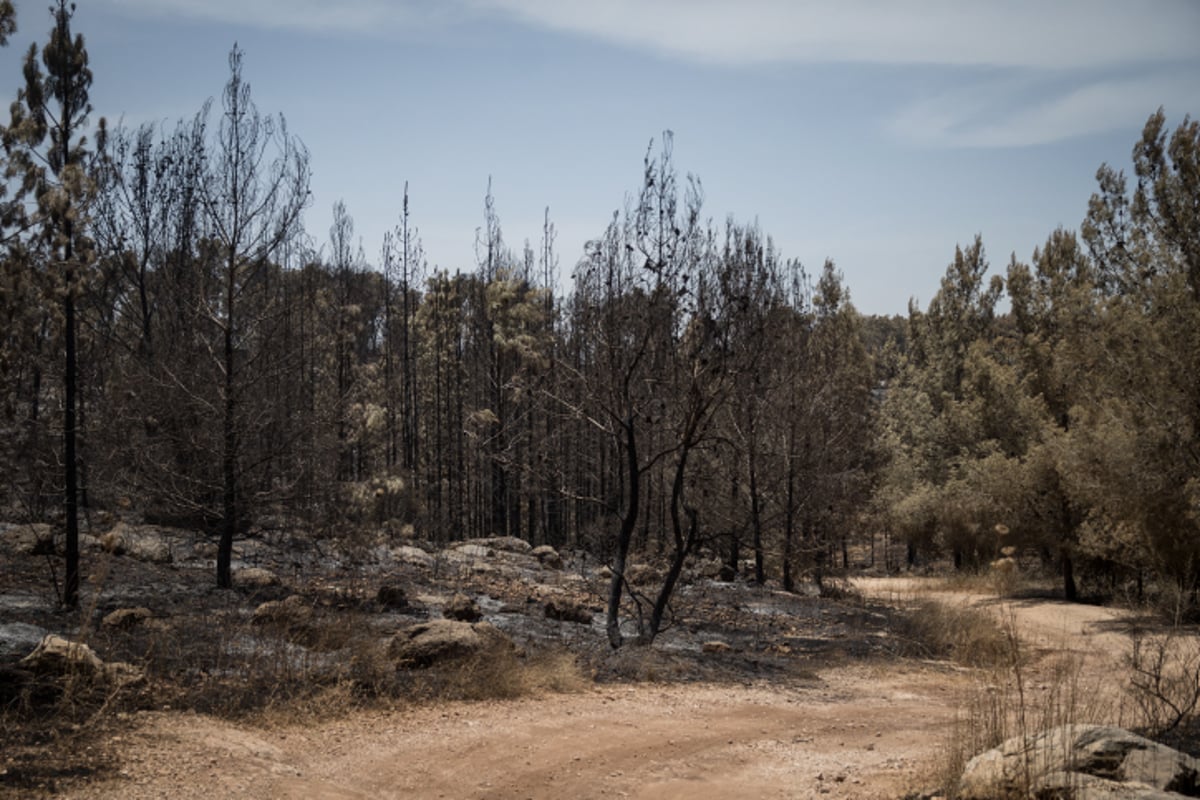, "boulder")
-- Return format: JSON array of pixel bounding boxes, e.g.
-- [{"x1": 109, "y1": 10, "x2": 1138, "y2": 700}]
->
[
  {"x1": 531, "y1": 545, "x2": 563, "y2": 570},
  {"x1": 452, "y1": 543, "x2": 493, "y2": 559},
  {"x1": 443, "y1": 592, "x2": 483, "y2": 622},
  {"x1": 625, "y1": 563, "x2": 660, "y2": 585},
  {"x1": 1036, "y1": 770, "x2": 1183, "y2": 799},
  {"x1": 98, "y1": 523, "x2": 173, "y2": 563},
  {"x1": 544, "y1": 597, "x2": 593, "y2": 625},
  {"x1": 392, "y1": 545, "x2": 435, "y2": 569},
  {"x1": 389, "y1": 619, "x2": 510, "y2": 668},
  {"x1": 193, "y1": 541, "x2": 219, "y2": 559},
  {"x1": 238, "y1": 567, "x2": 281, "y2": 590},
  {"x1": 959, "y1": 724, "x2": 1200, "y2": 800},
  {"x1": 102, "y1": 607, "x2": 154, "y2": 630},
  {"x1": 471, "y1": 536, "x2": 532, "y2": 554},
  {"x1": 4, "y1": 523, "x2": 55, "y2": 556},
  {"x1": 19, "y1": 634, "x2": 104, "y2": 678},
  {"x1": 251, "y1": 595, "x2": 313, "y2": 628}
]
